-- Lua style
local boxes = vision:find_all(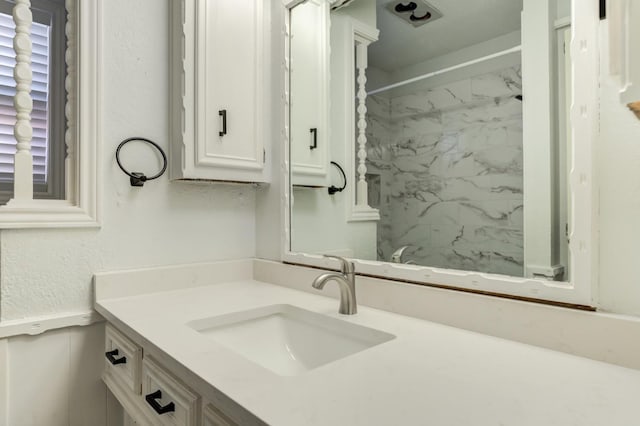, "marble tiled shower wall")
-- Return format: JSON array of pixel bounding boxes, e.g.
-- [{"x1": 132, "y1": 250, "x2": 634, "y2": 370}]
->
[{"x1": 366, "y1": 66, "x2": 524, "y2": 276}]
